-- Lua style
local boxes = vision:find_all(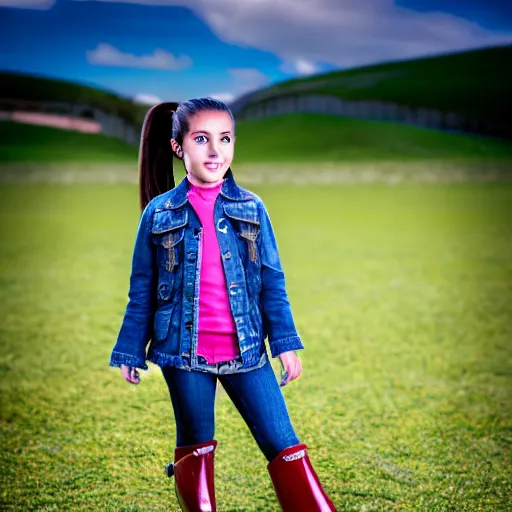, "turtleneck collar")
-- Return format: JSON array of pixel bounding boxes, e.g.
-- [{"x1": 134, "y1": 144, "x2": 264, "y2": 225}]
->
[{"x1": 187, "y1": 177, "x2": 224, "y2": 203}]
